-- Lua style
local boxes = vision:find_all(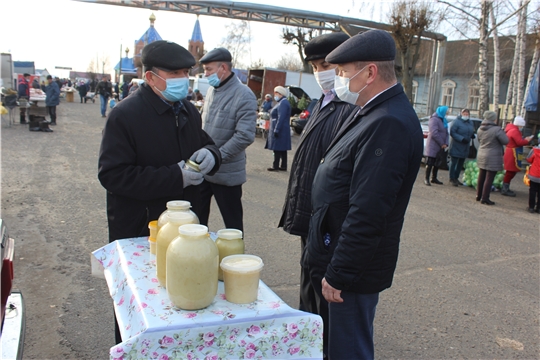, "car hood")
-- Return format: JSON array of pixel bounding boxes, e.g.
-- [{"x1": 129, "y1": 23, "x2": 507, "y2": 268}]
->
[{"x1": 287, "y1": 86, "x2": 311, "y2": 101}]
